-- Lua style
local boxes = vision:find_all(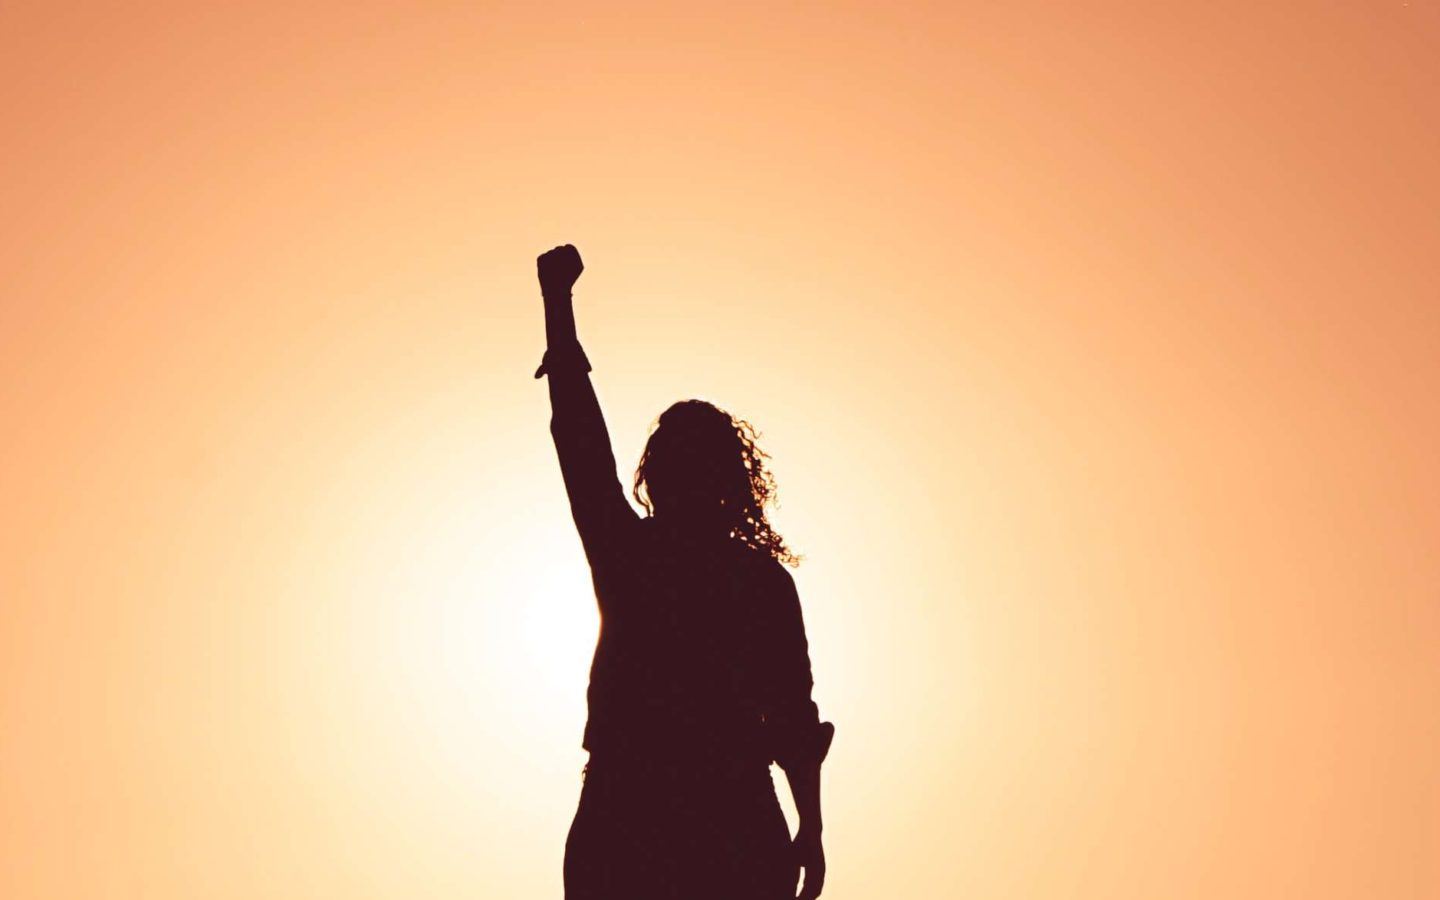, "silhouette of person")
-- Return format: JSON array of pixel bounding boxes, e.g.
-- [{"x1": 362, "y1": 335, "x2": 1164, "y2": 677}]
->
[{"x1": 534, "y1": 244, "x2": 834, "y2": 900}]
